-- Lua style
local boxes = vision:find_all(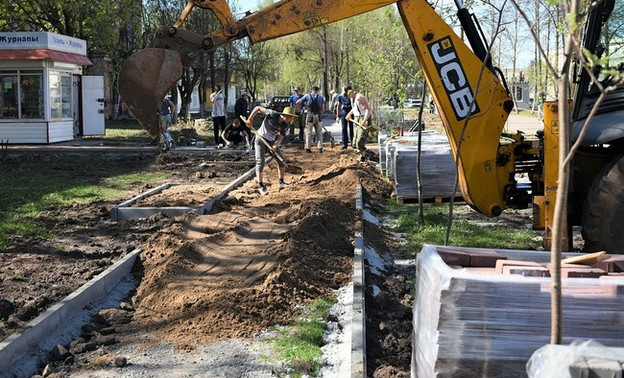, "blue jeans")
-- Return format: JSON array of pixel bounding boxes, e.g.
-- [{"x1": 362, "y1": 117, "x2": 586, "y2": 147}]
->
[
  {"x1": 162, "y1": 114, "x2": 173, "y2": 148},
  {"x1": 340, "y1": 110, "x2": 353, "y2": 148}
]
